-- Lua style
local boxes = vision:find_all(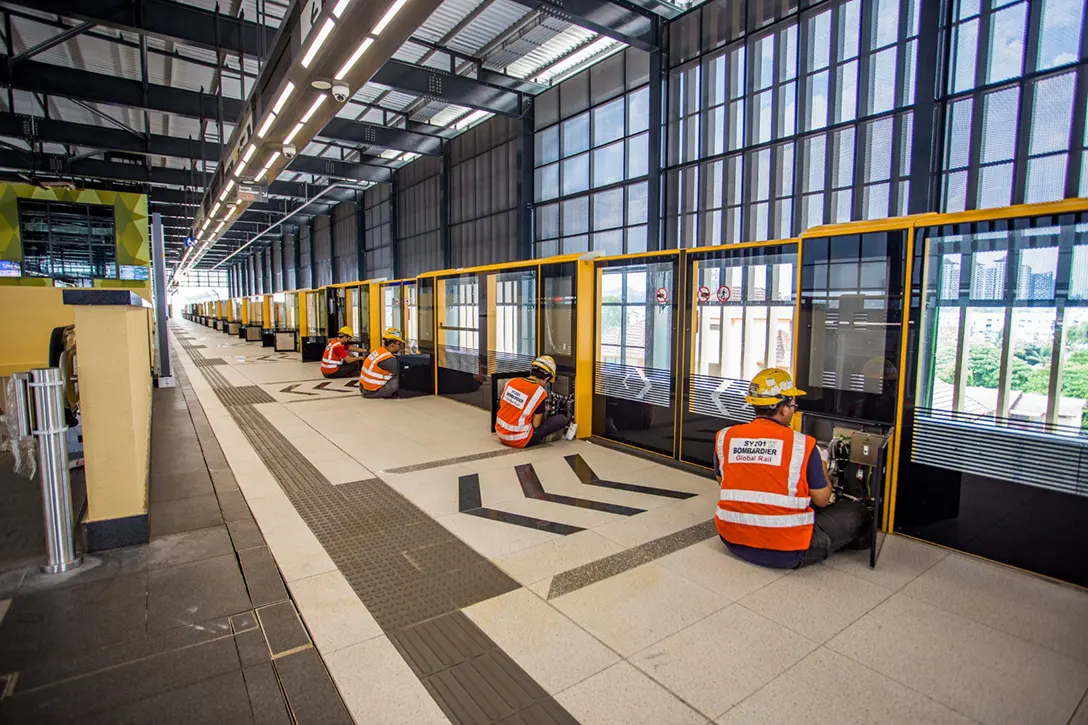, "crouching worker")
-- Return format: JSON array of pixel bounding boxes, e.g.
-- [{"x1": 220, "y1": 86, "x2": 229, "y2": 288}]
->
[
  {"x1": 715, "y1": 368, "x2": 869, "y2": 569},
  {"x1": 320, "y1": 327, "x2": 365, "y2": 378},
  {"x1": 359, "y1": 327, "x2": 404, "y2": 399},
  {"x1": 494, "y1": 355, "x2": 568, "y2": 448}
]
